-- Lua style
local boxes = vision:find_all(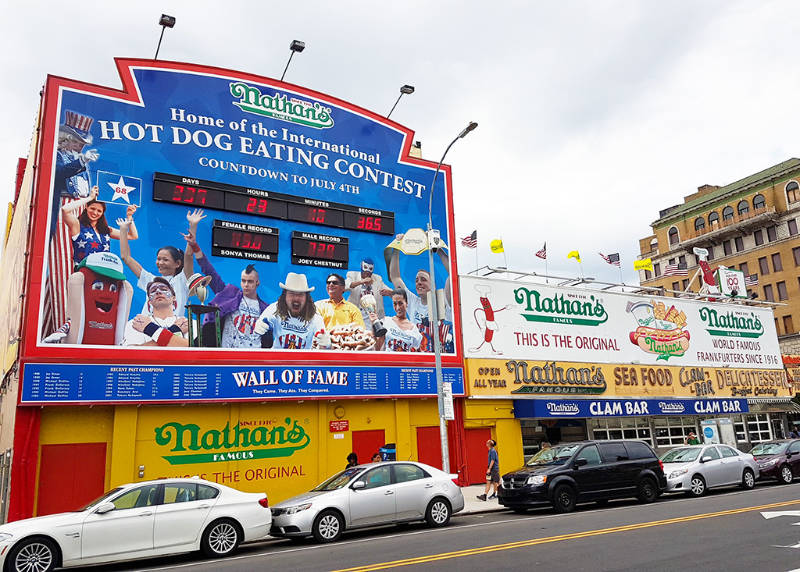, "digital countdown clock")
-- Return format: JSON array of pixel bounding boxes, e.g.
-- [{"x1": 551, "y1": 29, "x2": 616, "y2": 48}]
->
[
  {"x1": 153, "y1": 172, "x2": 394, "y2": 235},
  {"x1": 291, "y1": 231, "x2": 349, "y2": 269},
  {"x1": 211, "y1": 220, "x2": 279, "y2": 262}
]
